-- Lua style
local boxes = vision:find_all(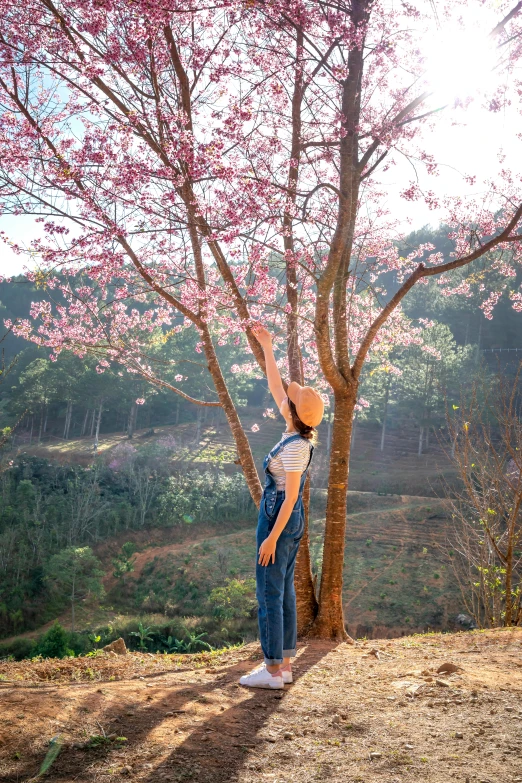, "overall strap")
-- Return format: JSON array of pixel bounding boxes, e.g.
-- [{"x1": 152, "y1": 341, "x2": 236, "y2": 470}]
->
[{"x1": 268, "y1": 433, "x2": 308, "y2": 460}]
